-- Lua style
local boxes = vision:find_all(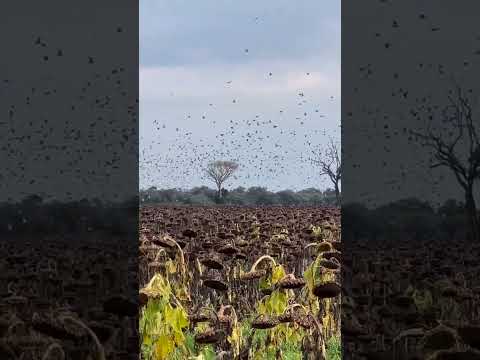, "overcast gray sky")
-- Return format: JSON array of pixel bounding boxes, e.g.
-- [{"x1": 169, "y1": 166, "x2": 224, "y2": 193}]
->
[
  {"x1": 0, "y1": 2, "x2": 137, "y2": 203},
  {"x1": 140, "y1": 0, "x2": 340, "y2": 191},
  {"x1": 343, "y1": 0, "x2": 480, "y2": 207}
]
